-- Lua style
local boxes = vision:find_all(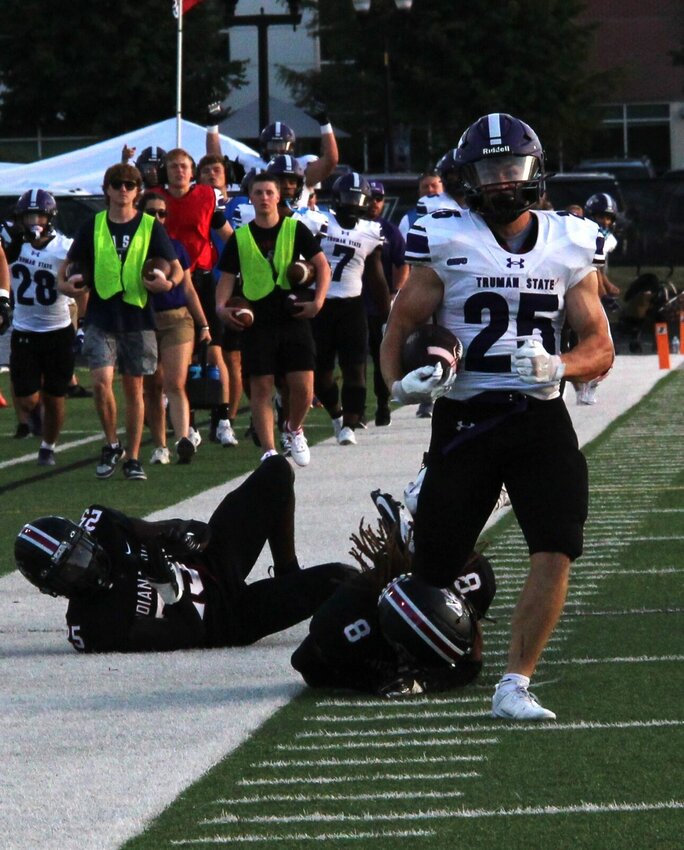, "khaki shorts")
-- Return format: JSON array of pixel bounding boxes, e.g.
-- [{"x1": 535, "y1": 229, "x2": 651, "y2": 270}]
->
[{"x1": 154, "y1": 307, "x2": 195, "y2": 353}]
